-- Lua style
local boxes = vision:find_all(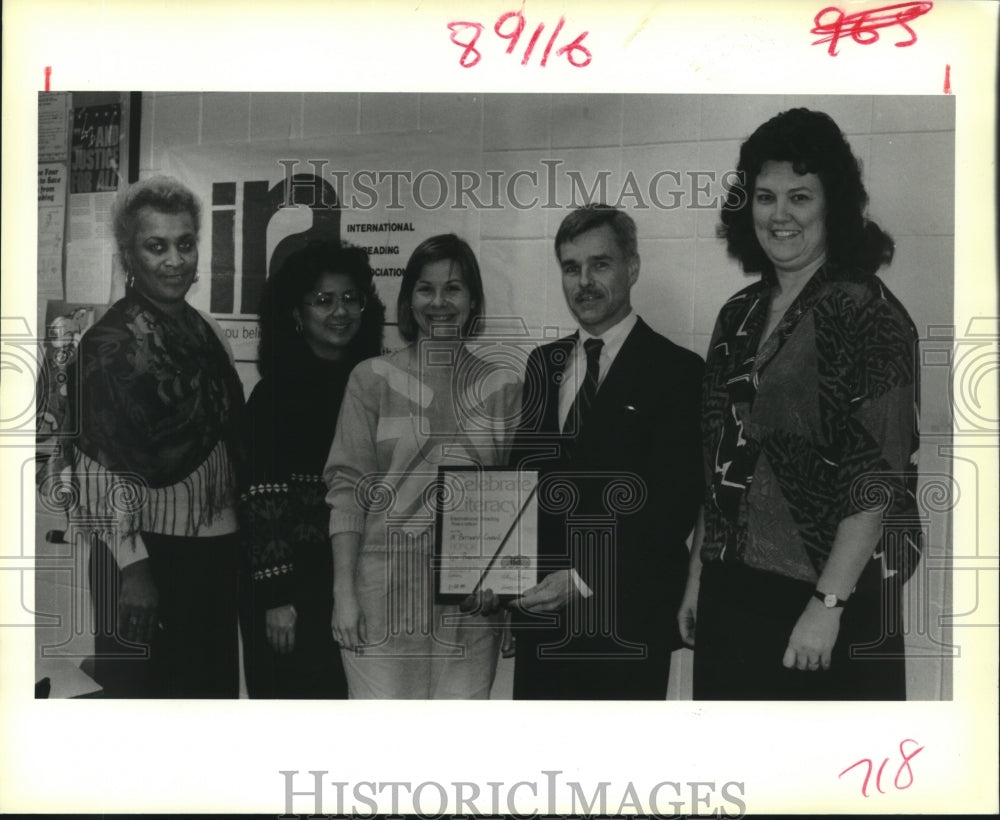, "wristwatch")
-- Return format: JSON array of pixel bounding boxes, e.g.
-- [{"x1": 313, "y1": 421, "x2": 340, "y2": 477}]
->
[{"x1": 813, "y1": 589, "x2": 846, "y2": 608}]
